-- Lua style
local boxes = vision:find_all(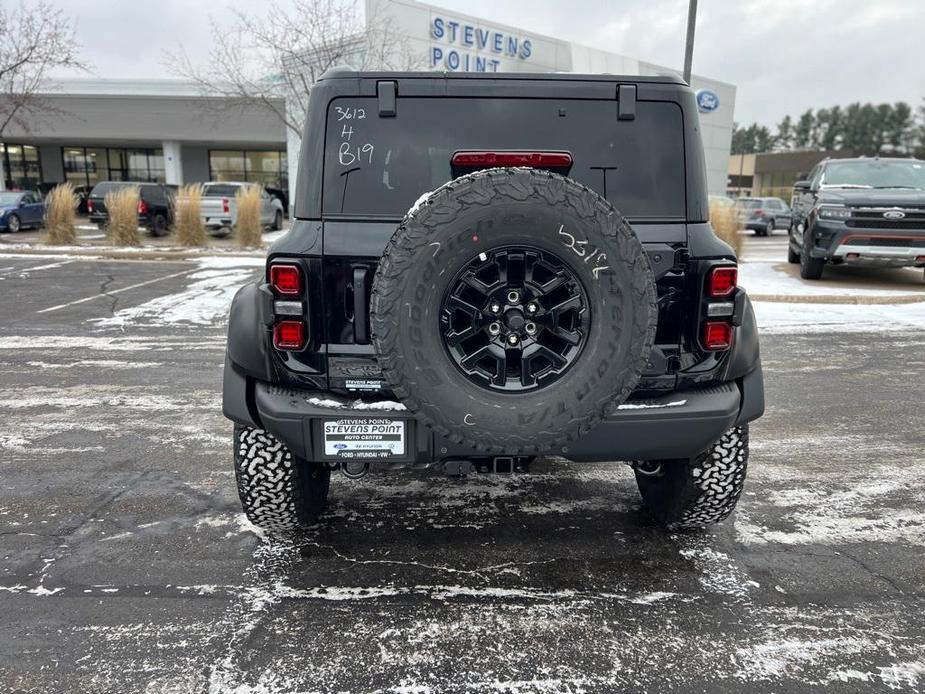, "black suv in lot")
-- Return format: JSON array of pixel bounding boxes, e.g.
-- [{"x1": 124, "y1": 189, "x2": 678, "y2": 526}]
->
[
  {"x1": 223, "y1": 70, "x2": 765, "y2": 533},
  {"x1": 788, "y1": 157, "x2": 925, "y2": 279},
  {"x1": 87, "y1": 181, "x2": 176, "y2": 236}
]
